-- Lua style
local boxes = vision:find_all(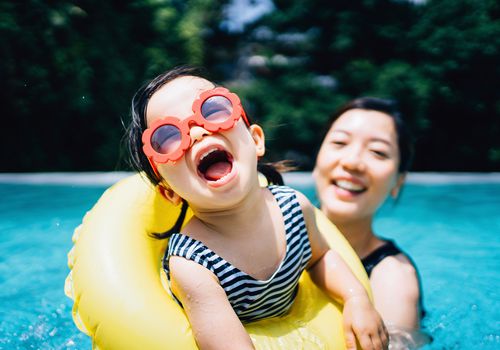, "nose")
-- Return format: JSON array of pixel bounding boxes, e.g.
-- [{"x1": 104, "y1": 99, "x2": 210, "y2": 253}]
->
[
  {"x1": 339, "y1": 148, "x2": 366, "y2": 172},
  {"x1": 190, "y1": 126, "x2": 211, "y2": 144}
]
